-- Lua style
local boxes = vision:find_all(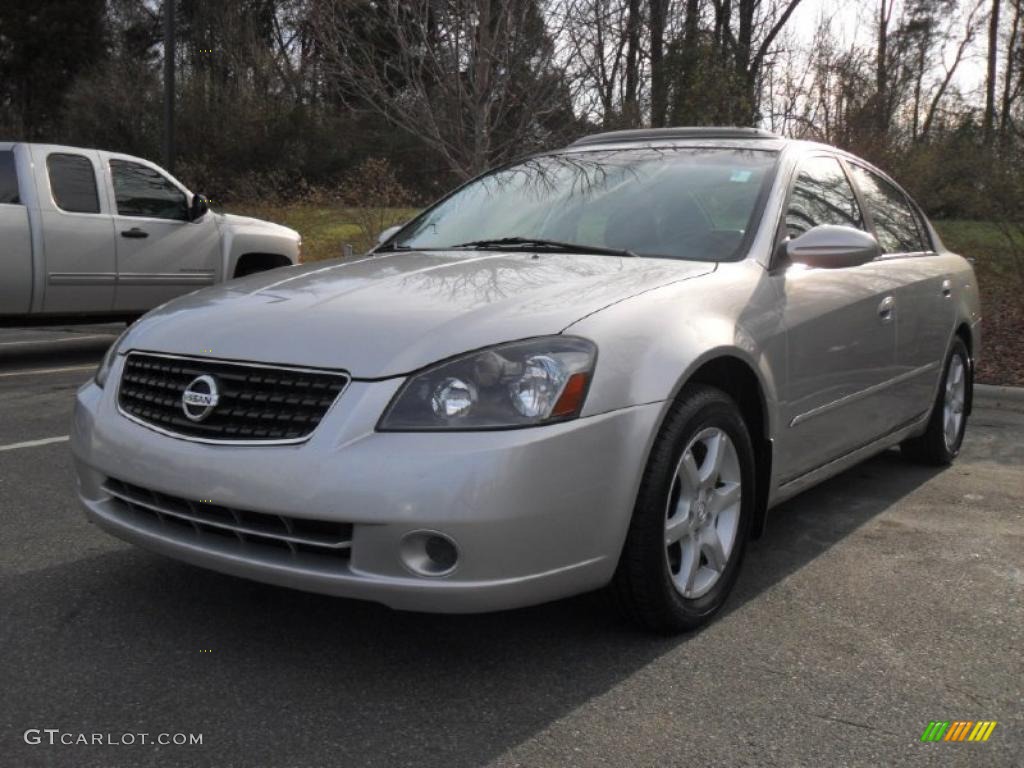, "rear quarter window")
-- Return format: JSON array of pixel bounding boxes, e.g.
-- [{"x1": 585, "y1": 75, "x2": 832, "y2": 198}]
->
[
  {"x1": 0, "y1": 150, "x2": 19, "y2": 204},
  {"x1": 848, "y1": 164, "x2": 927, "y2": 254},
  {"x1": 47, "y1": 153, "x2": 101, "y2": 214}
]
